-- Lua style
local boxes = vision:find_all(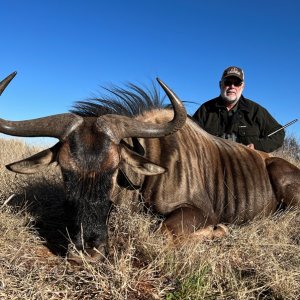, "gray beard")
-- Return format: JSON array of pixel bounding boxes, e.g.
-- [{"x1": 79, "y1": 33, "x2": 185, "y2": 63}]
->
[{"x1": 221, "y1": 95, "x2": 240, "y2": 104}]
